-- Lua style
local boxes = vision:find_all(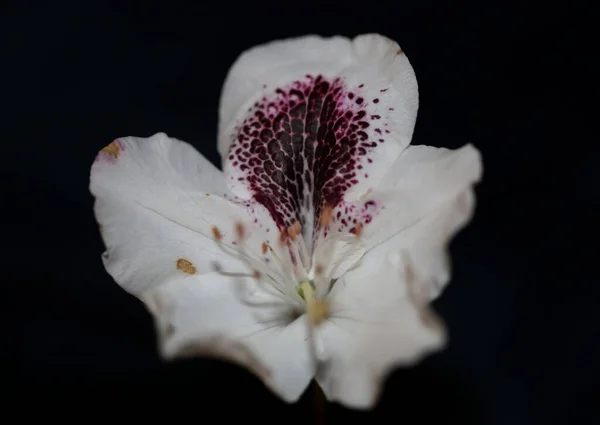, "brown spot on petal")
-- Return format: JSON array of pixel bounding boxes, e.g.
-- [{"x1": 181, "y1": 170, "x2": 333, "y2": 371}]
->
[
  {"x1": 396, "y1": 49, "x2": 404, "y2": 55},
  {"x1": 176, "y1": 258, "x2": 196, "y2": 274},
  {"x1": 101, "y1": 140, "x2": 121, "y2": 158},
  {"x1": 261, "y1": 242, "x2": 268, "y2": 255}
]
